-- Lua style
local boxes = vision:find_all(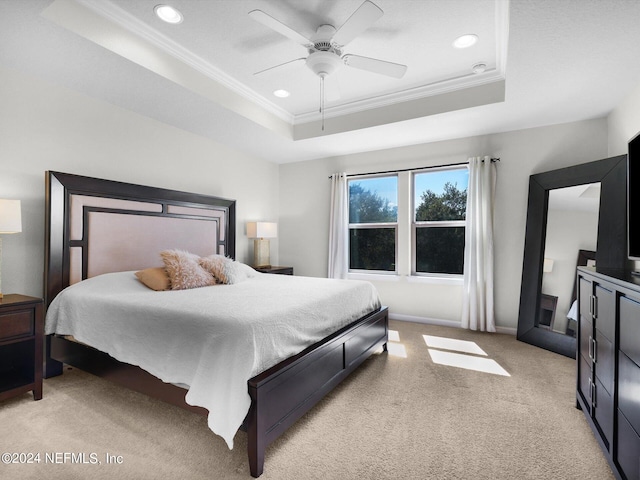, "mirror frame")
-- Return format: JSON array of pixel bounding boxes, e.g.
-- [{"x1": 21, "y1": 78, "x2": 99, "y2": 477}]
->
[{"x1": 517, "y1": 155, "x2": 627, "y2": 357}]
